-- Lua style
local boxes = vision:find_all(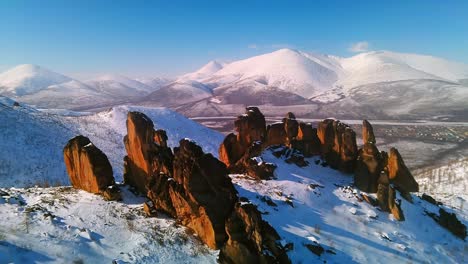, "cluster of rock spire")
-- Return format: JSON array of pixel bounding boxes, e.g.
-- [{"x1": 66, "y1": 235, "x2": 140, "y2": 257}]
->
[{"x1": 64, "y1": 106, "x2": 460, "y2": 263}]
